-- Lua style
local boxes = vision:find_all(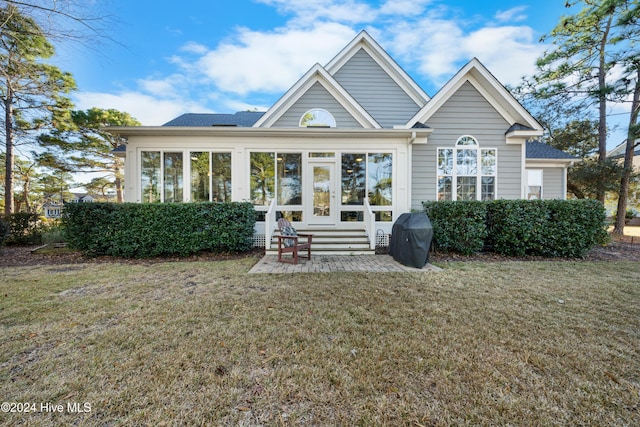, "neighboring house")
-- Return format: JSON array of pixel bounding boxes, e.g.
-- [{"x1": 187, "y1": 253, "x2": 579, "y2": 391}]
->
[
  {"x1": 109, "y1": 31, "x2": 577, "y2": 252},
  {"x1": 71, "y1": 193, "x2": 95, "y2": 203},
  {"x1": 43, "y1": 194, "x2": 96, "y2": 219},
  {"x1": 607, "y1": 139, "x2": 640, "y2": 169},
  {"x1": 43, "y1": 201, "x2": 63, "y2": 219}
]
